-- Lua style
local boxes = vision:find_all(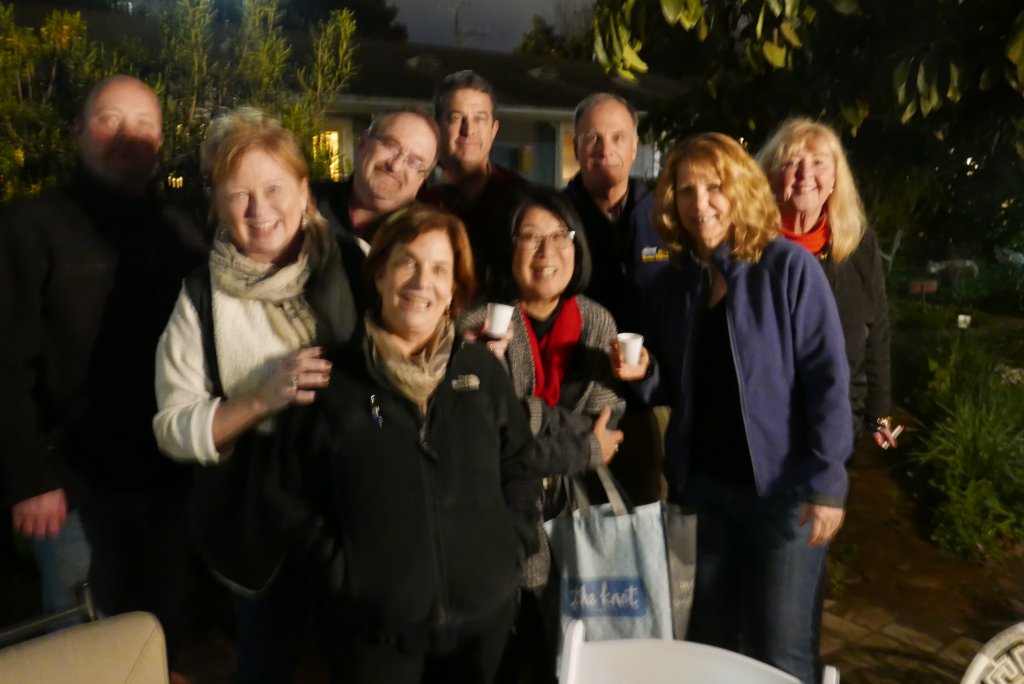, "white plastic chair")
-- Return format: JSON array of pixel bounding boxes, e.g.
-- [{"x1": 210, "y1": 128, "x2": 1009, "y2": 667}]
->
[
  {"x1": 559, "y1": 619, "x2": 801, "y2": 683},
  {"x1": 960, "y1": 622, "x2": 1024, "y2": 684}
]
